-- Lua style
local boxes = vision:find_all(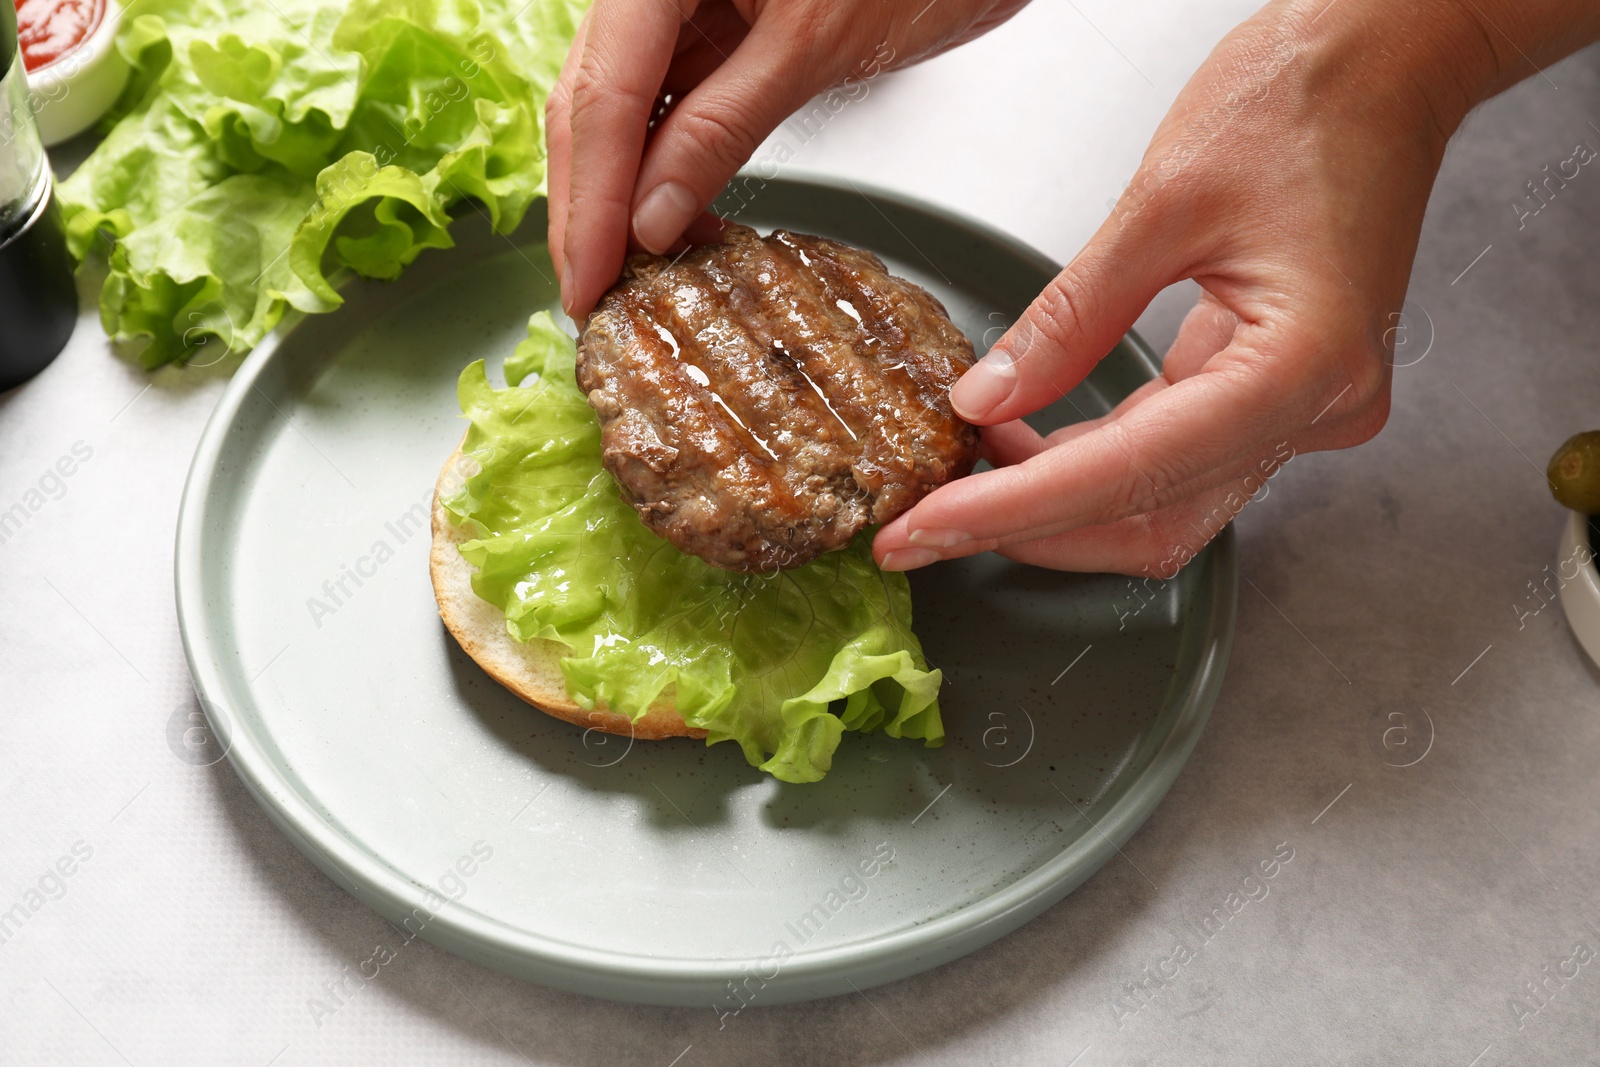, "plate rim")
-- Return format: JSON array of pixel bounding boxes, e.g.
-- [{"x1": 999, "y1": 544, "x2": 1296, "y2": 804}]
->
[{"x1": 174, "y1": 172, "x2": 1238, "y2": 1005}]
